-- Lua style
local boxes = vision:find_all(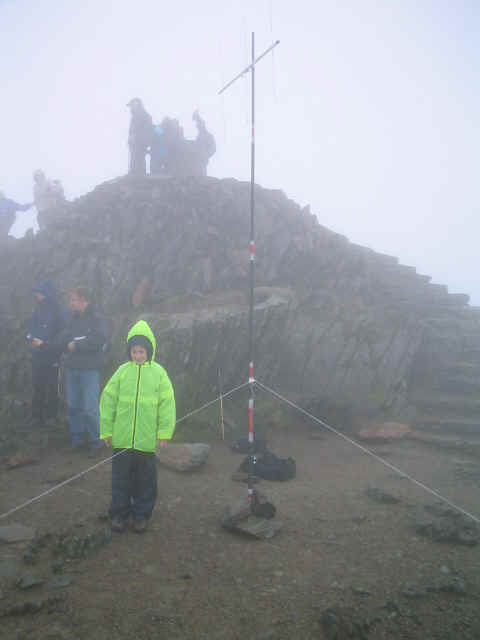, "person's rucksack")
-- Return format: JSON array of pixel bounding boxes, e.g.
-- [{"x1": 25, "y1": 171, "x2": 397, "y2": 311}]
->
[
  {"x1": 239, "y1": 450, "x2": 296, "y2": 481},
  {"x1": 231, "y1": 435, "x2": 267, "y2": 455}
]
